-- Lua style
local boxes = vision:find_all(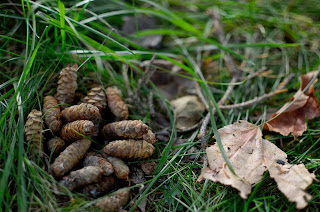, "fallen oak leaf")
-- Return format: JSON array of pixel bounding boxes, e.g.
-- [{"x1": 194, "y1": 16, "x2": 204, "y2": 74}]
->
[
  {"x1": 197, "y1": 121, "x2": 315, "y2": 209},
  {"x1": 264, "y1": 71, "x2": 320, "y2": 137},
  {"x1": 198, "y1": 121, "x2": 266, "y2": 199},
  {"x1": 263, "y1": 141, "x2": 315, "y2": 209}
]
